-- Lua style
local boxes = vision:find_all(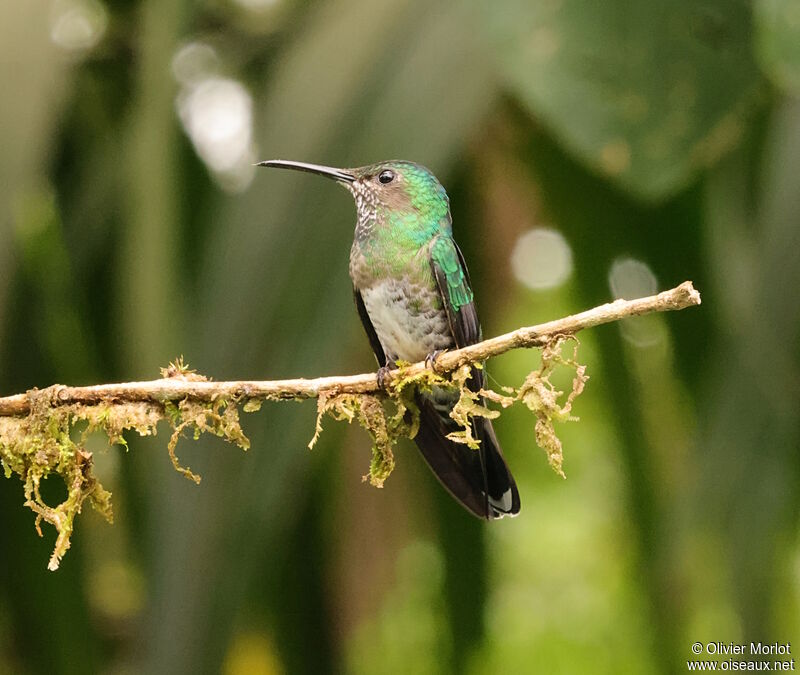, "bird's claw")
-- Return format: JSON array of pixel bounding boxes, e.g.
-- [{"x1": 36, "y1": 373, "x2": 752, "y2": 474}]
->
[
  {"x1": 376, "y1": 362, "x2": 397, "y2": 391},
  {"x1": 425, "y1": 349, "x2": 446, "y2": 374}
]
